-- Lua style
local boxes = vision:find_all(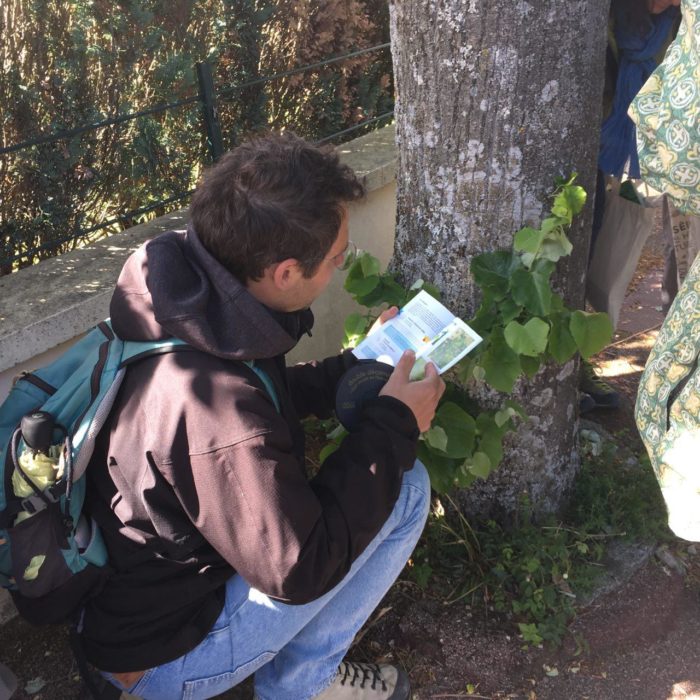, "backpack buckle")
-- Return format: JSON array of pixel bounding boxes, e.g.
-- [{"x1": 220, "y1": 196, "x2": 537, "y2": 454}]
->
[{"x1": 21, "y1": 487, "x2": 60, "y2": 515}]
